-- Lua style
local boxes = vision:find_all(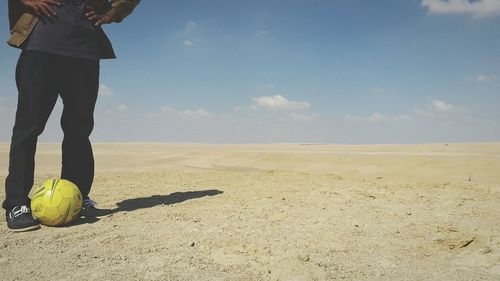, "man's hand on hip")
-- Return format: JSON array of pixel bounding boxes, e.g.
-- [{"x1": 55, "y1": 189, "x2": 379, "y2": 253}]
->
[
  {"x1": 20, "y1": 0, "x2": 60, "y2": 17},
  {"x1": 85, "y1": 6, "x2": 113, "y2": 26}
]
